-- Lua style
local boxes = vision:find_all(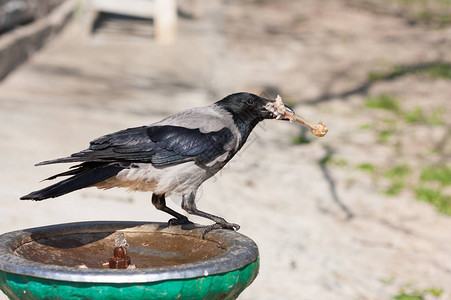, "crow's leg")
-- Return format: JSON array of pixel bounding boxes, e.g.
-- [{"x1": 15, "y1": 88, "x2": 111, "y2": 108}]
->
[
  {"x1": 151, "y1": 194, "x2": 192, "y2": 225},
  {"x1": 181, "y1": 191, "x2": 240, "y2": 238}
]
